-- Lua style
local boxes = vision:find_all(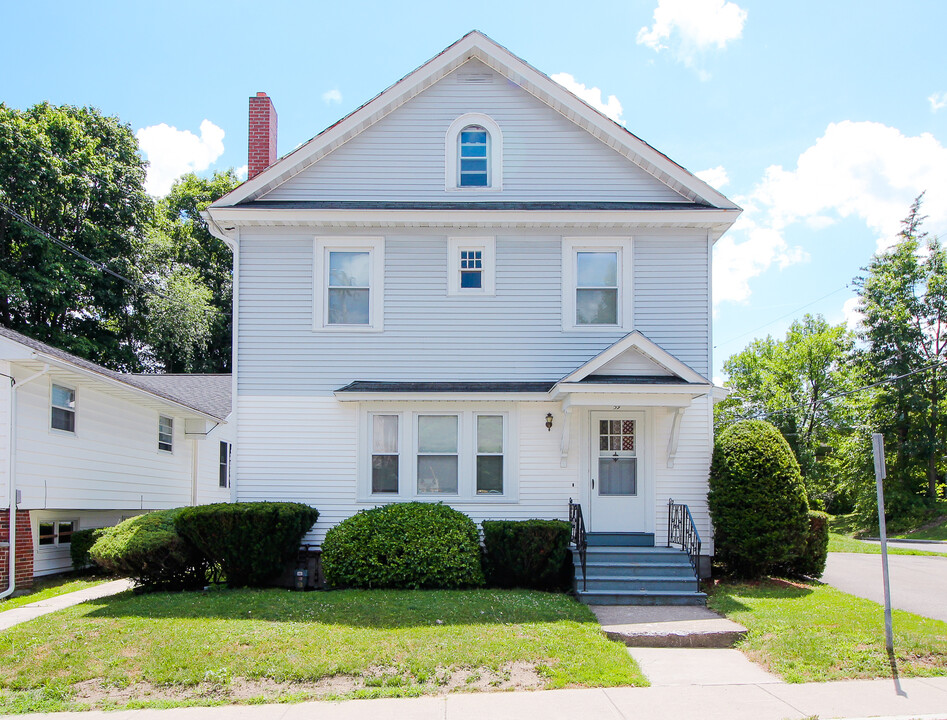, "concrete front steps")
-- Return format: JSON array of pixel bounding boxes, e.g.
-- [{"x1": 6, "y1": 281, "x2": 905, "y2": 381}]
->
[{"x1": 574, "y1": 534, "x2": 706, "y2": 606}]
